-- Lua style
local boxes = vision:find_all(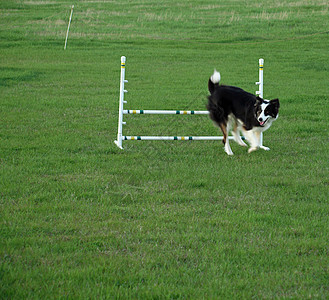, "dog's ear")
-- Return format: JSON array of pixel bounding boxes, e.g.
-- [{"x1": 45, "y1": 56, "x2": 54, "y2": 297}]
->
[
  {"x1": 270, "y1": 98, "x2": 280, "y2": 116},
  {"x1": 271, "y1": 98, "x2": 280, "y2": 109},
  {"x1": 254, "y1": 96, "x2": 262, "y2": 107}
]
